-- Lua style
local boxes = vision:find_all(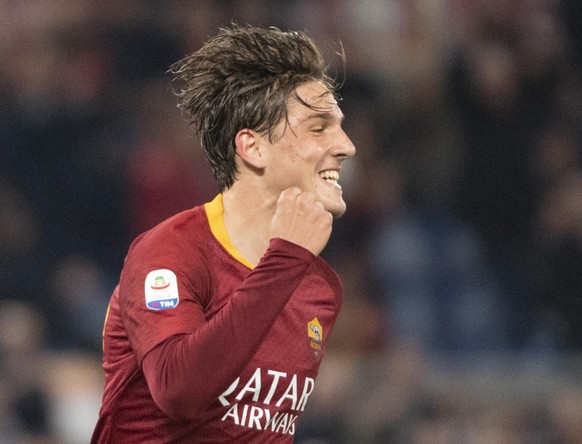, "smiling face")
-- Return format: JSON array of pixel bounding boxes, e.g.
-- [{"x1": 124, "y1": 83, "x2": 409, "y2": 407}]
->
[{"x1": 262, "y1": 81, "x2": 356, "y2": 217}]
